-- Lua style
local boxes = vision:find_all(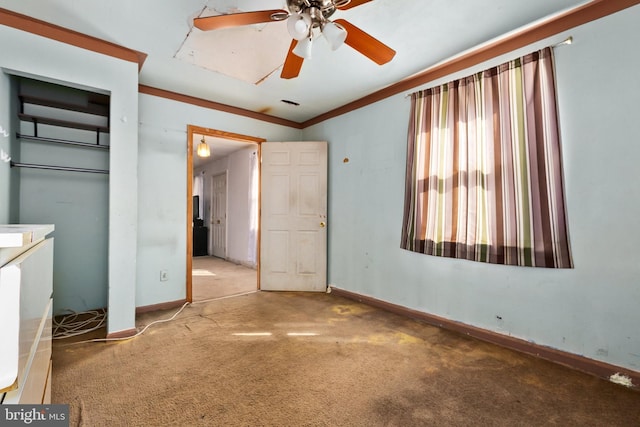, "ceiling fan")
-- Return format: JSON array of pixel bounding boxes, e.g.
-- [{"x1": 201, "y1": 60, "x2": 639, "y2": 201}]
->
[{"x1": 193, "y1": 0, "x2": 396, "y2": 79}]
